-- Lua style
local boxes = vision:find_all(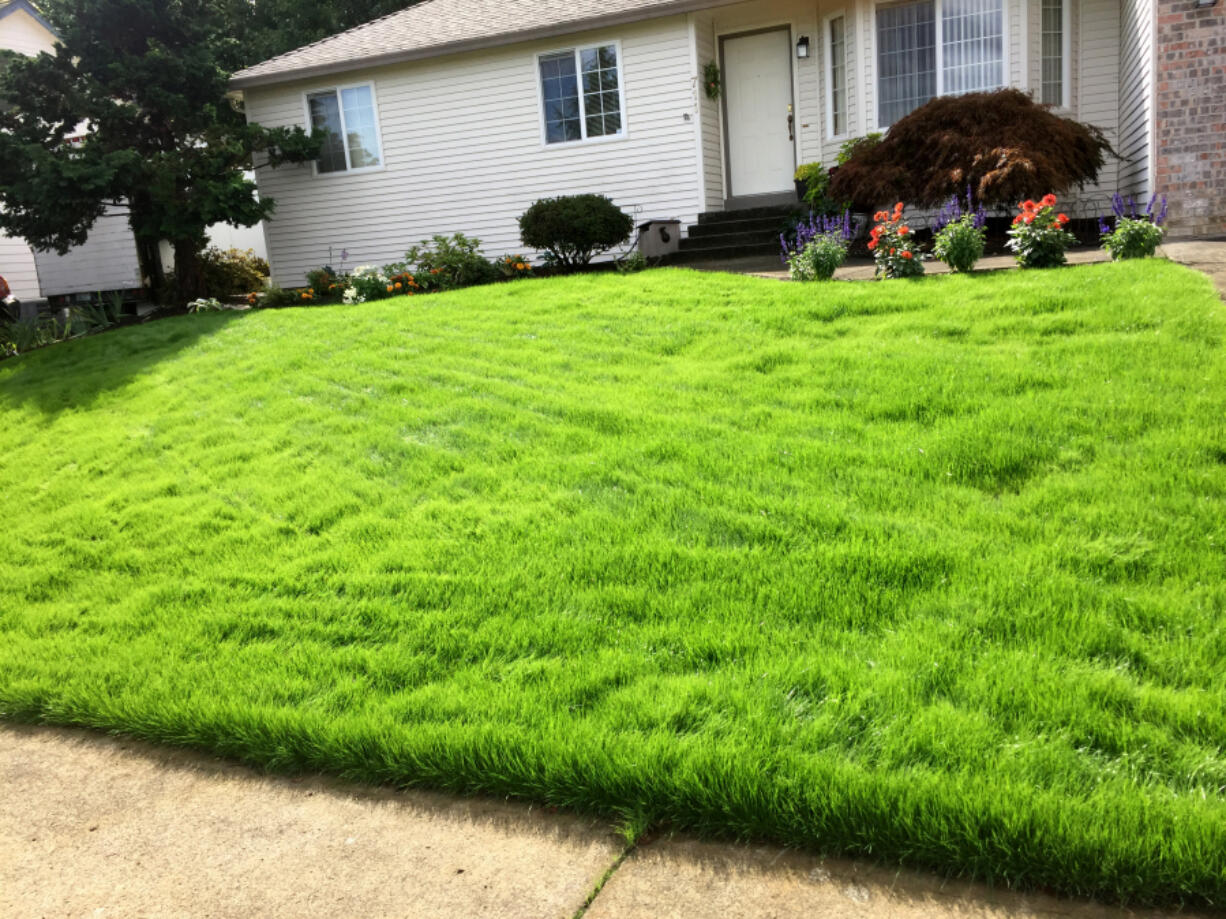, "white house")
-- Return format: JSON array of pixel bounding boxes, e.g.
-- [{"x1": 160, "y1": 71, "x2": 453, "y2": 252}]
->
[
  {"x1": 230, "y1": 0, "x2": 1223, "y2": 287},
  {"x1": 0, "y1": 0, "x2": 269, "y2": 303}
]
